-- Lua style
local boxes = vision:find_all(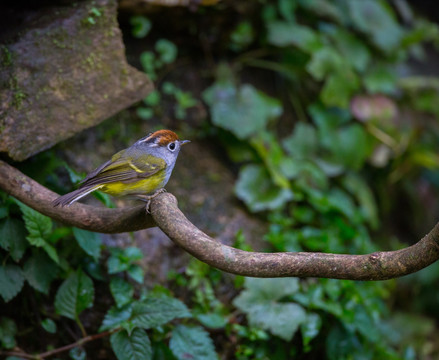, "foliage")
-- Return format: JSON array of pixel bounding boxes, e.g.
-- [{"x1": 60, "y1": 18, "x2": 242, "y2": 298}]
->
[{"x1": 2, "y1": 0, "x2": 439, "y2": 359}]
